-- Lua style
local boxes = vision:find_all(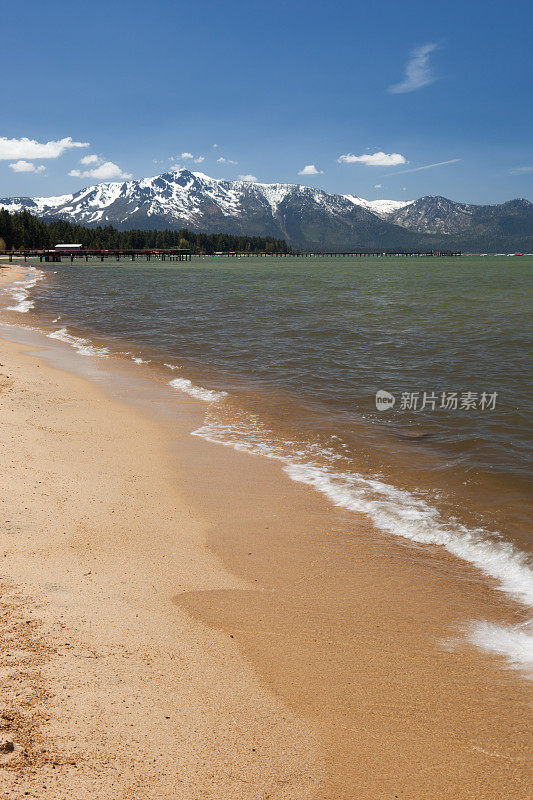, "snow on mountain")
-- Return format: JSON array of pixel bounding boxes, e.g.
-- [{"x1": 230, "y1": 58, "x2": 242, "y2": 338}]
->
[
  {"x1": 251, "y1": 182, "x2": 295, "y2": 215},
  {"x1": 0, "y1": 194, "x2": 74, "y2": 215},
  {"x1": 1, "y1": 170, "x2": 531, "y2": 250},
  {"x1": 386, "y1": 195, "x2": 476, "y2": 234},
  {"x1": 343, "y1": 194, "x2": 413, "y2": 217},
  {"x1": 387, "y1": 195, "x2": 533, "y2": 239},
  {"x1": 0, "y1": 169, "x2": 409, "y2": 228}
]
